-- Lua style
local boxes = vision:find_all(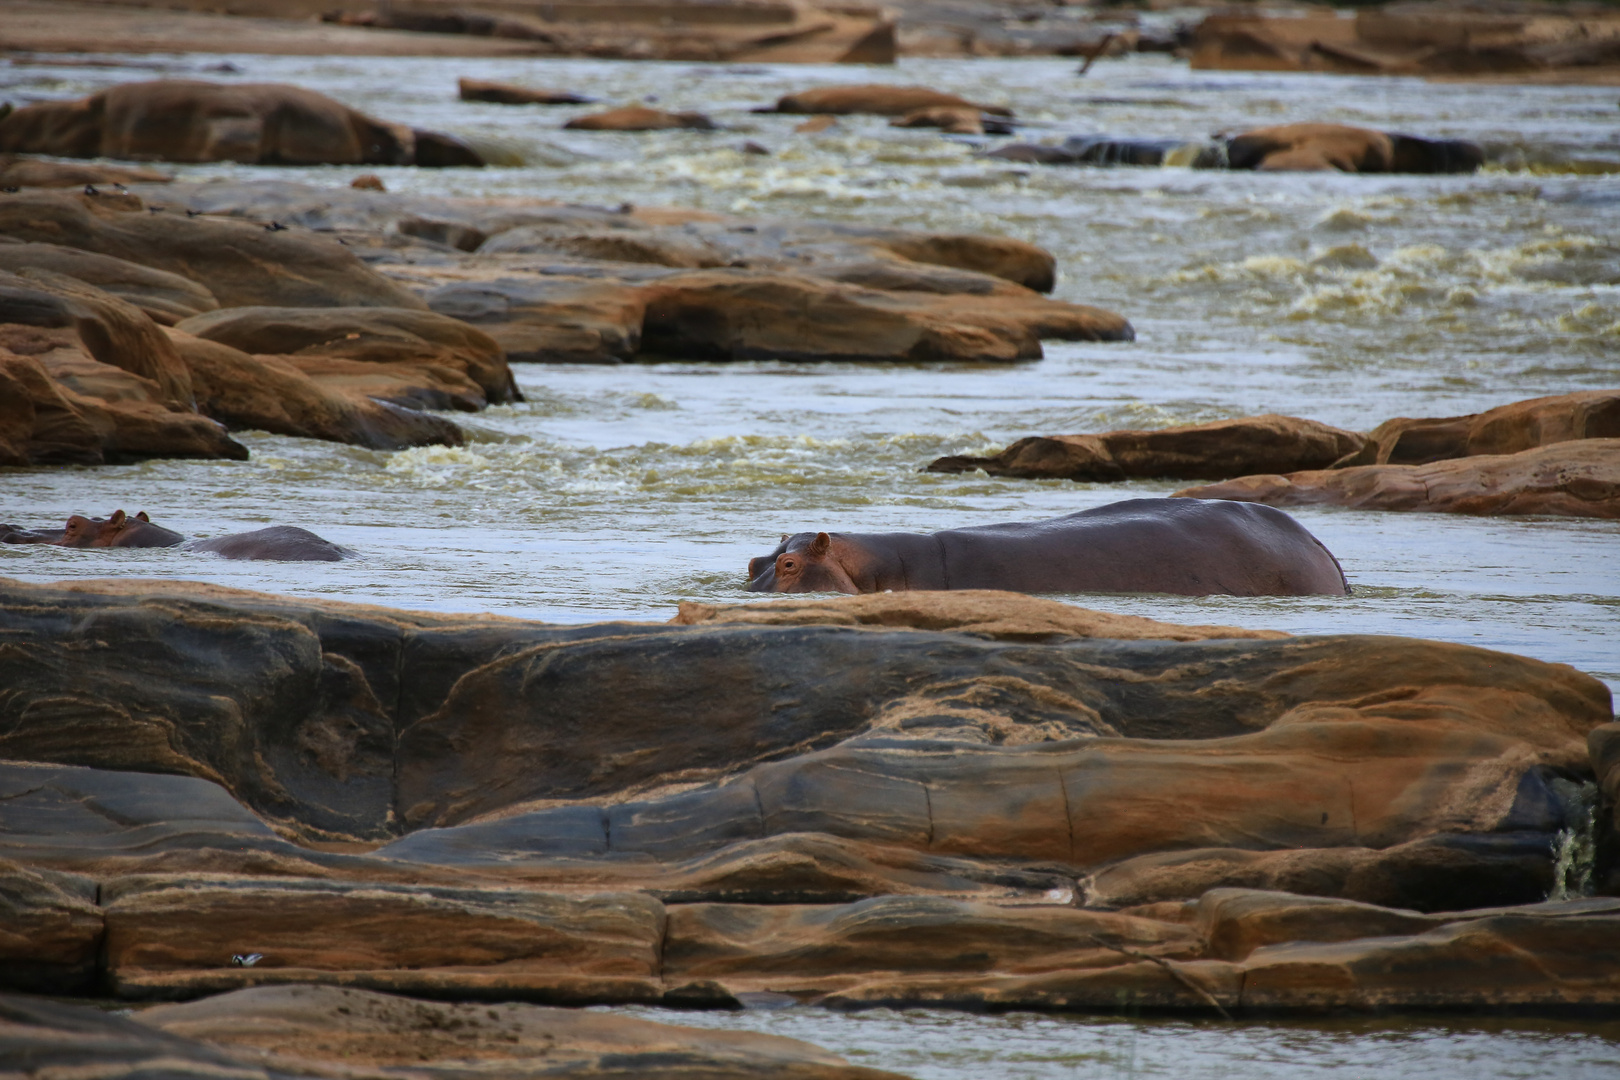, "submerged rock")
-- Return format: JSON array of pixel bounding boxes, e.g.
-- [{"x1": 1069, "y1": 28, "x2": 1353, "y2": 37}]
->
[
  {"x1": 1176, "y1": 439, "x2": 1620, "y2": 519},
  {"x1": 0, "y1": 79, "x2": 482, "y2": 167},
  {"x1": 1225, "y1": 123, "x2": 1484, "y2": 174},
  {"x1": 457, "y1": 77, "x2": 593, "y2": 105},
  {"x1": 564, "y1": 106, "x2": 716, "y2": 131},
  {"x1": 928, "y1": 414, "x2": 1365, "y2": 482},
  {"x1": 766, "y1": 84, "x2": 1013, "y2": 117}
]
